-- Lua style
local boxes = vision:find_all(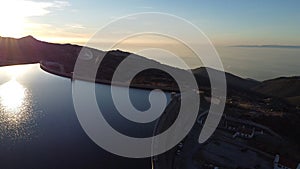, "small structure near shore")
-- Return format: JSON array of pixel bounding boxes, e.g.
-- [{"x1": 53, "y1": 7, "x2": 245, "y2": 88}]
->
[{"x1": 232, "y1": 126, "x2": 255, "y2": 139}]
